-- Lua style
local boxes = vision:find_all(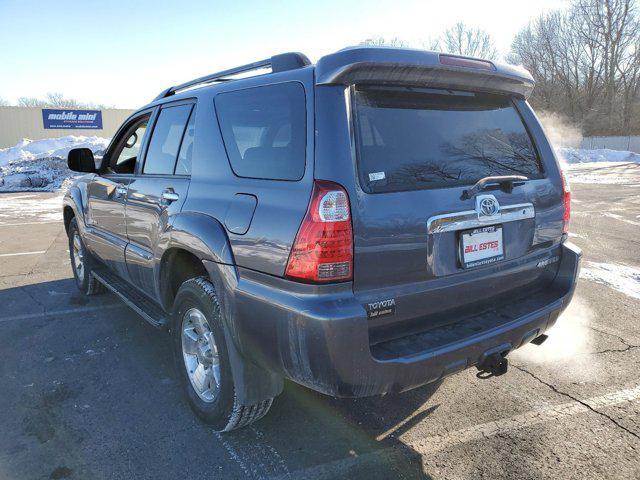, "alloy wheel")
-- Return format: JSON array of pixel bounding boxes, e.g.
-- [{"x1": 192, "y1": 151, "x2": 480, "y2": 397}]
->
[{"x1": 181, "y1": 308, "x2": 221, "y2": 403}]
